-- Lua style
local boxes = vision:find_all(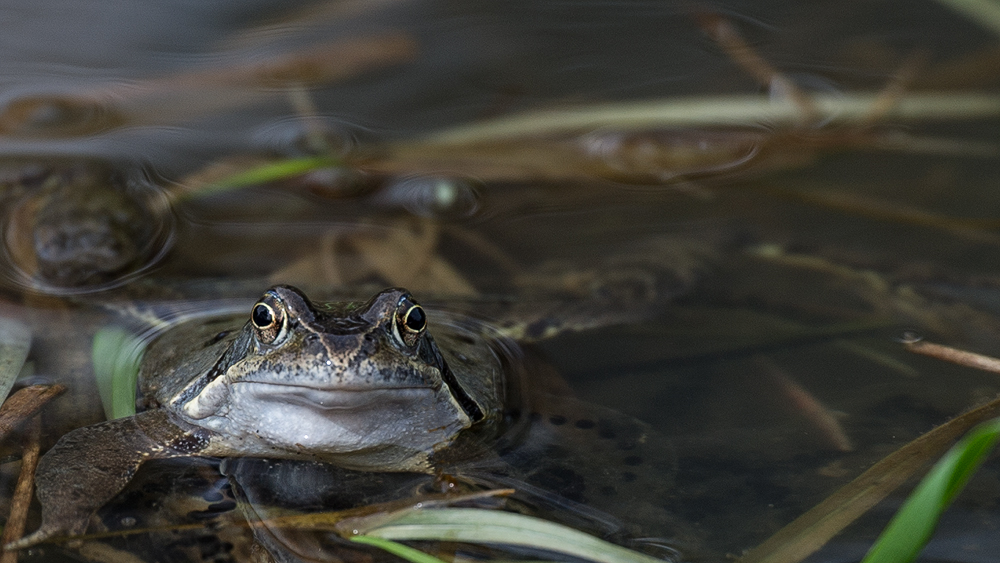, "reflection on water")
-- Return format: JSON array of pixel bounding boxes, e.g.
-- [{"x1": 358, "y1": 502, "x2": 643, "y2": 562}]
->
[
  {"x1": 0, "y1": 159, "x2": 174, "y2": 293},
  {"x1": 0, "y1": 1, "x2": 998, "y2": 562}
]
